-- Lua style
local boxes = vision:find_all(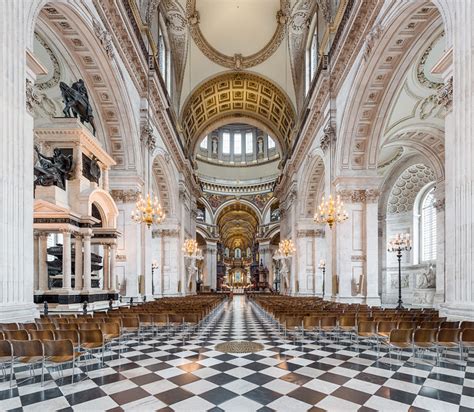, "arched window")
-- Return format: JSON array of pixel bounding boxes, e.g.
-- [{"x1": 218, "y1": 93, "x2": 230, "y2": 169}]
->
[{"x1": 420, "y1": 186, "x2": 436, "y2": 261}]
